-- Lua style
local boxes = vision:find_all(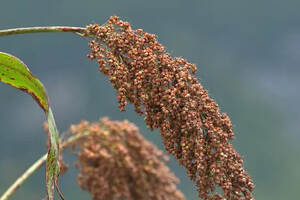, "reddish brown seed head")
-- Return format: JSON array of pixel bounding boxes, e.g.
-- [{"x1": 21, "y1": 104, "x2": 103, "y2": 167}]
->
[
  {"x1": 68, "y1": 118, "x2": 184, "y2": 200},
  {"x1": 85, "y1": 16, "x2": 254, "y2": 200}
]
